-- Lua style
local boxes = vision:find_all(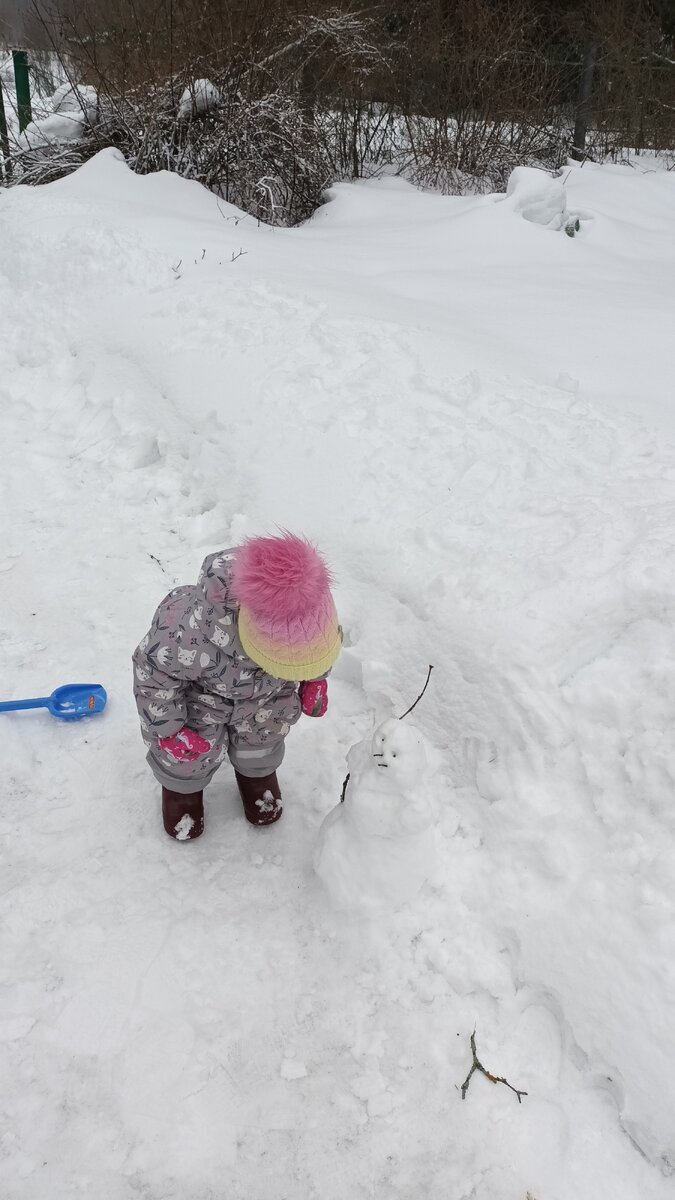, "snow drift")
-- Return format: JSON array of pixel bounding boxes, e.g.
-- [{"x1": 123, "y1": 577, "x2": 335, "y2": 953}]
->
[{"x1": 1, "y1": 149, "x2": 675, "y2": 1199}]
